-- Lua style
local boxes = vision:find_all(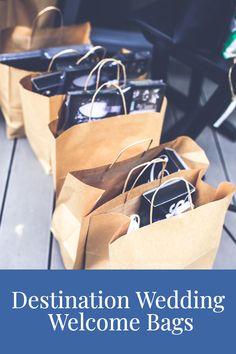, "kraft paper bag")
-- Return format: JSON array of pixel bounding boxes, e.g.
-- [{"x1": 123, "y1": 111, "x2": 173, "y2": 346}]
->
[
  {"x1": 0, "y1": 64, "x2": 31, "y2": 138},
  {"x1": 83, "y1": 169, "x2": 235, "y2": 270},
  {"x1": 50, "y1": 97, "x2": 167, "y2": 195},
  {"x1": 19, "y1": 74, "x2": 64, "y2": 174},
  {"x1": 0, "y1": 22, "x2": 91, "y2": 53},
  {"x1": 19, "y1": 47, "x2": 108, "y2": 174},
  {"x1": 0, "y1": 0, "x2": 57, "y2": 31},
  {"x1": 0, "y1": 5, "x2": 91, "y2": 139},
  {"x1": 51, "y1": 136, "x2": 209, "y2": 269}
]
